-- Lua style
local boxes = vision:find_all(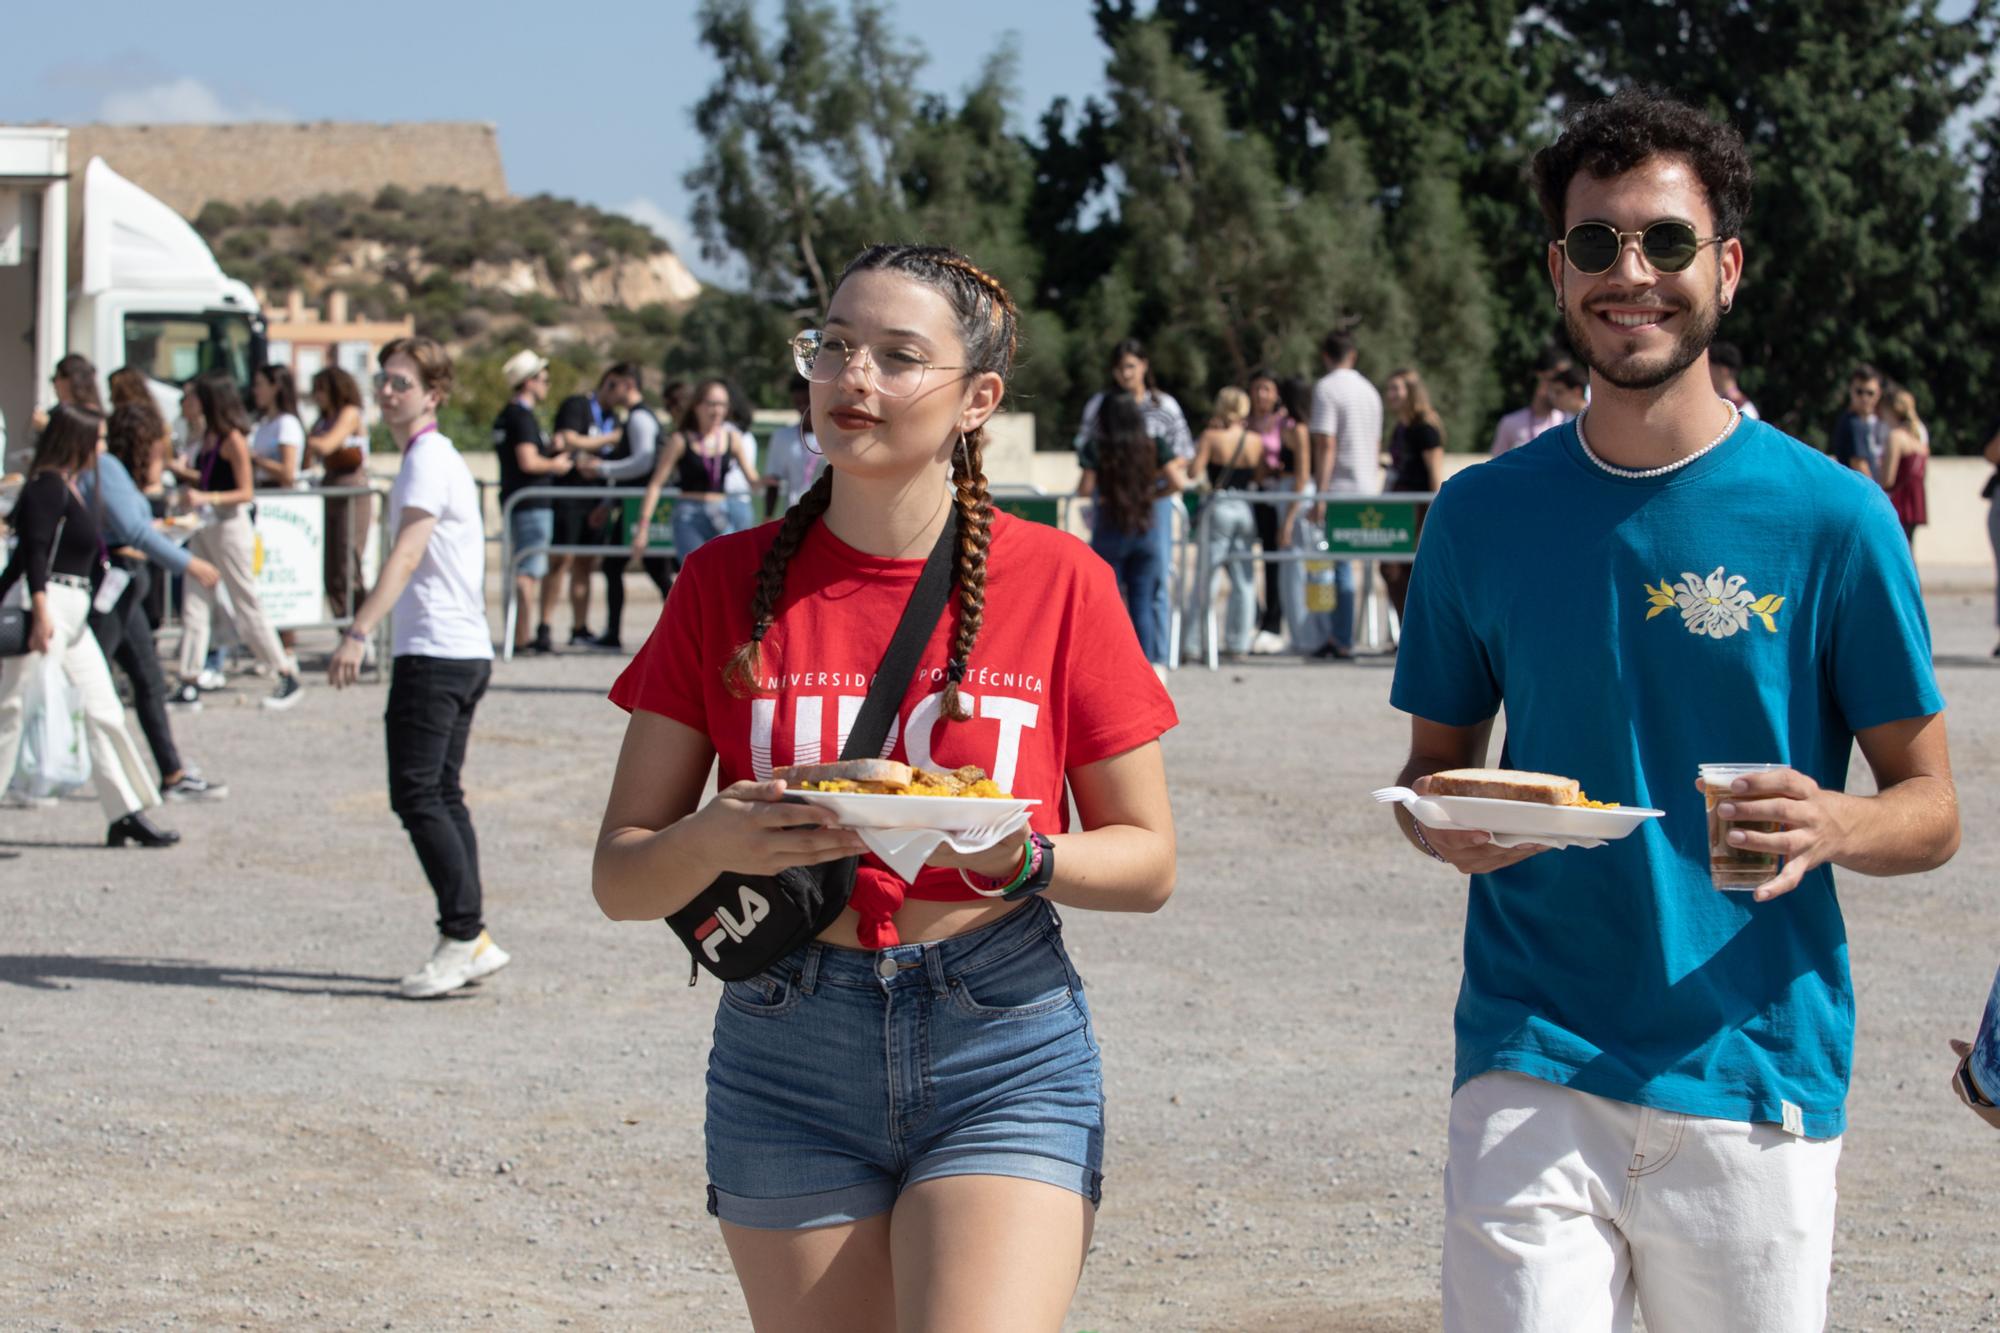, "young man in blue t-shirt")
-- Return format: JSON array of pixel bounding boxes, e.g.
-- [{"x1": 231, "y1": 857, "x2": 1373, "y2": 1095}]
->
[{"x1": 1387, "y1": 89, "x2": 1959, "y2": 1332}]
